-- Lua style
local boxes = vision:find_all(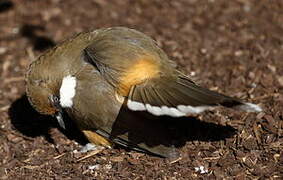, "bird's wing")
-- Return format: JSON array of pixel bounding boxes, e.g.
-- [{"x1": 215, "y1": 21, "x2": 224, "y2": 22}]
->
[
  {"x1": 72, "y1": 64, "x2": 181, "y2": 158},
  {"x1": 126, "y1": 73, "x2": 250, "y2": 117},
  {"x1": 83, "y1": 27, "x2": 176, "y2": 96},
  {"x1": 84, "y1": 27, "x2": 261, "y2": 117}
]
